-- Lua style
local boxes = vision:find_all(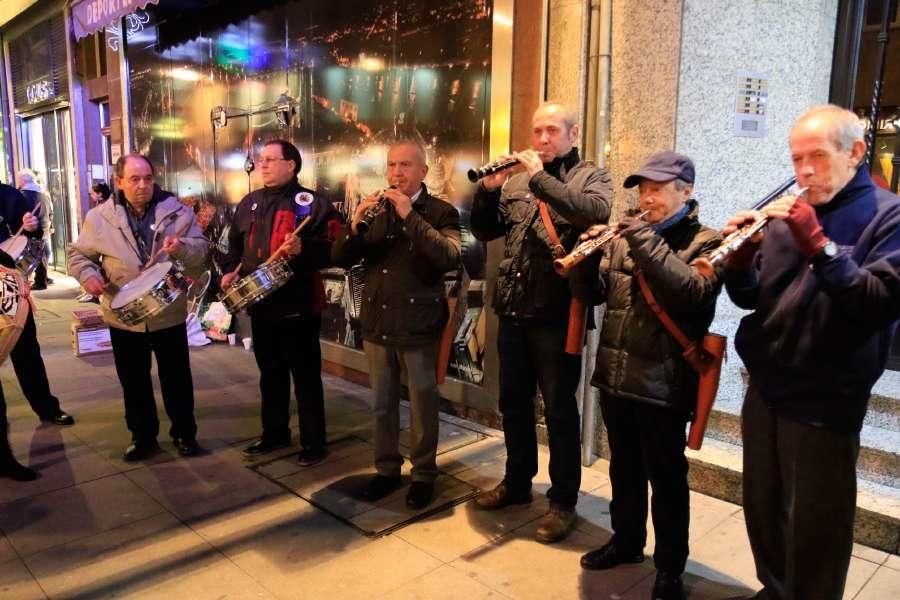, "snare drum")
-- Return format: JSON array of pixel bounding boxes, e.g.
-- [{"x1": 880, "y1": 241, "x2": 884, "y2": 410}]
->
[
  {"x1": 110, "y1": 261, "x2": 187, "y2": 326},
  {"x1": 0, "y1": 235, "x2": 44, "y2": 277},
  {"x1": 220, "y1": 259, "x2": 293, "y2": 314}
]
